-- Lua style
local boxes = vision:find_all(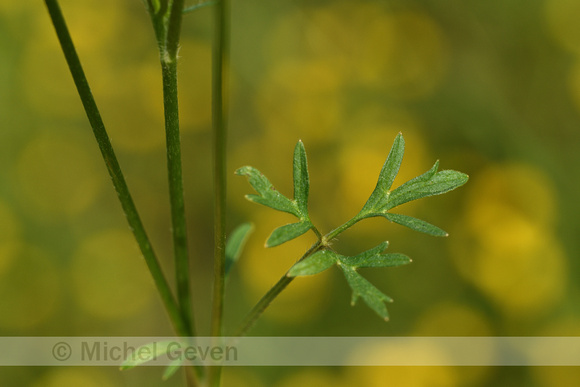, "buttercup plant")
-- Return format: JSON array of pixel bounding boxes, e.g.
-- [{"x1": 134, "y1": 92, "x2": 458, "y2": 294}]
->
[{"x1": 43, "y1": 0, "x2": 468, "y2": 386}]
